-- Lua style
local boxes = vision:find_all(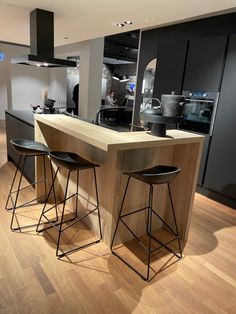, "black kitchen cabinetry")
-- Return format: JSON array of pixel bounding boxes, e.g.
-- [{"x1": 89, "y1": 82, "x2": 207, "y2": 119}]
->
[
  {"x1": 5, "y1": 111, "x2": 35, "y2": 183},
  {"x1": 153, "y1": 41, "x2": 188, "y2": 99},
  {"x1": 203, "y1": 34, "x2": 236, "y2": 203},
  {"x1": 183, "y1": 36, "x2": 227, "y2": 91}
]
